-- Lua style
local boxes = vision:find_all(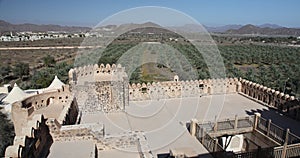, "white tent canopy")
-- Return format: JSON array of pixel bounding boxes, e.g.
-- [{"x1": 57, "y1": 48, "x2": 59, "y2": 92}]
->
[
  {"x1": 46, "y1": 76, "x2": 65, "y2": 91},
  {"x1": 3, "y1": 83, "x2": 28, "y2": 104},
  {"x1": 24, "y1": 76, "x2": 65, "y2": 94}
]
